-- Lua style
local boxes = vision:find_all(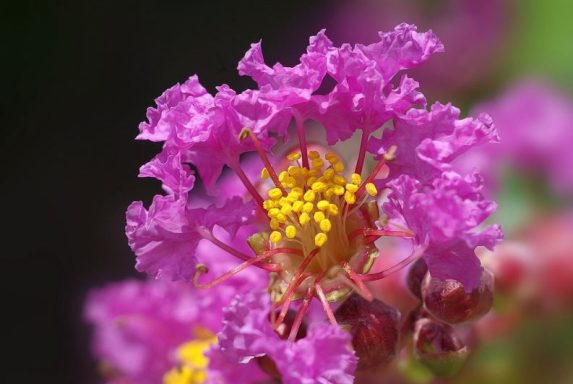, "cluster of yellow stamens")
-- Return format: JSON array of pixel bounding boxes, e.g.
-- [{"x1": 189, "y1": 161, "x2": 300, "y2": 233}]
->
[
  {"x1": 261, "y1": 150, "x2": 378, "y2": 248},
  {"x1": 163, "y1": 331, "x2": 217, "y2": 384}
]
